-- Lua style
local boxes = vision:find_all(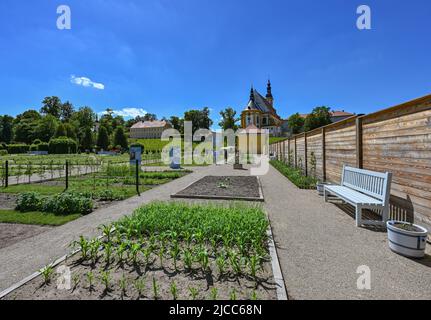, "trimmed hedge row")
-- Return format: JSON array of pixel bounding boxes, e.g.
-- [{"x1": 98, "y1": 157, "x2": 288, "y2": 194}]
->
[
  {"x1": 48, "y1": 137, "x2": 78, "y2": 154},
  {"x1": 270, "y1": 160, "x2": 317, "y2": 189}
]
